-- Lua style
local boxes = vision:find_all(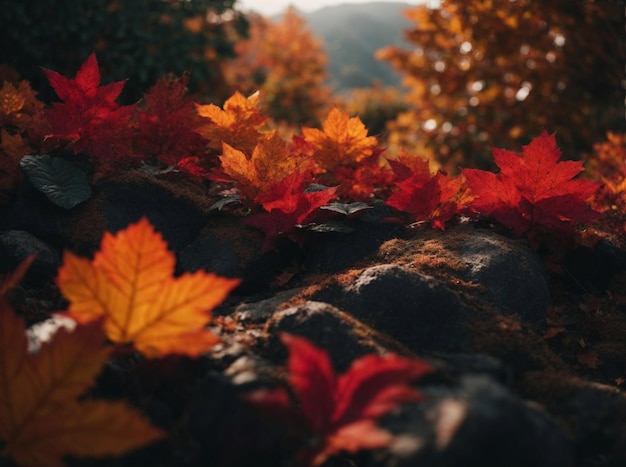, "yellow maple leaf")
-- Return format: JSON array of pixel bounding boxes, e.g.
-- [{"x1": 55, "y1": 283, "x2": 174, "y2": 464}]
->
[
  {"x1": 196, "y1": 91, "x2": 268, "y2": 155},
  {"x1": 220, "y1": 131, "x2": 310, "y2": 201},
  {"x1": 302, "y1": 106, "x2": 377, "y2": 172},
  {"x1": 56, "y1": 217, "x2": 240, "y2": 358},
  {"x1": 0, "y1": 298, "x2": 164, "y2": 467}
]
